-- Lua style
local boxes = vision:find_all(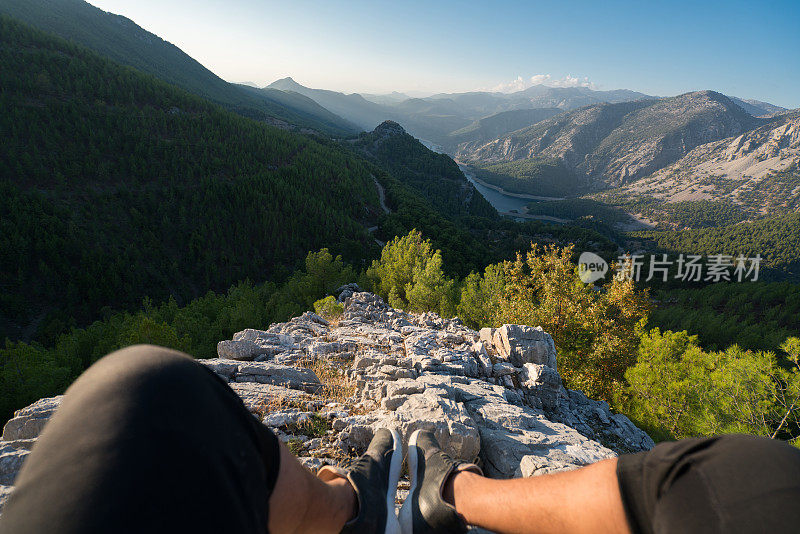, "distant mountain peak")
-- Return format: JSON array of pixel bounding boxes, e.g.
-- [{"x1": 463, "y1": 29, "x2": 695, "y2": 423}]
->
[
  {"x1": 268, "y1": 77, "x2": 305, "y2": 90},
  {"x1": 688, "y1": 89, "x2": 728, "y2": 101},
  {"x1": 373, "y1": 120, "x2": 406, "y2": 137}
]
